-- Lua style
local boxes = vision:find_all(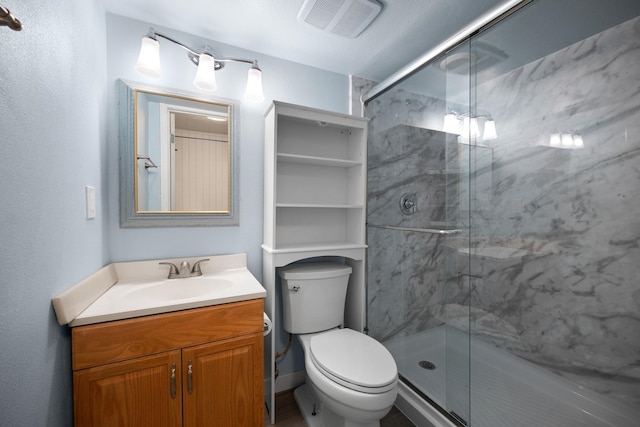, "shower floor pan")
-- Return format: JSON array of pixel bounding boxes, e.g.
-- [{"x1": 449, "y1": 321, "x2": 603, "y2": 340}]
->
[{"x1": 384, "y1": 326, "x2": 640, "y2": 427}]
